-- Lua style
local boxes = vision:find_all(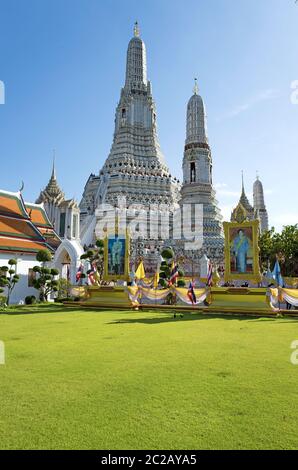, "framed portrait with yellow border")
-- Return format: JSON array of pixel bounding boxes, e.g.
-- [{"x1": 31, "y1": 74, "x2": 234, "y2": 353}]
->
[
  {"x1": 103, "y1": 230, "x2": 130, "y2": 281},
  {"x1": 223, "y1": 220, "x2": 261, "y2": 283}
]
